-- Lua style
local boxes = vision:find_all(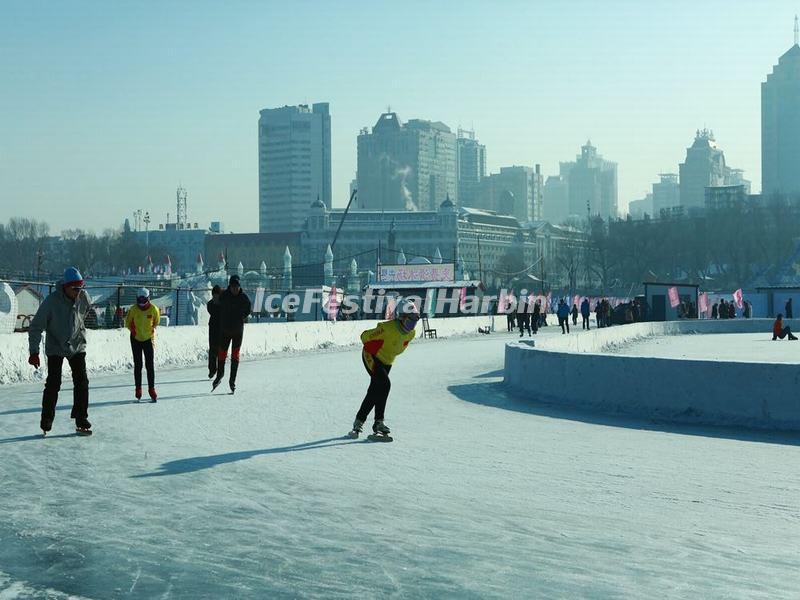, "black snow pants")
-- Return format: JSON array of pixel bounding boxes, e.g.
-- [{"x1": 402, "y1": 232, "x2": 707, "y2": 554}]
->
[
  {"x1": 216, "y1": 327, "x2": 244, "y2": 384},
  {"x1": 42, "y1": 353, "x2": 89, "y2": 426},
  {"x1": 356, "y1": 355, "x2": 392, "y2": 422},
  {"x1": 131, "y1": 337, "x2": 155, "y2": 389}
]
